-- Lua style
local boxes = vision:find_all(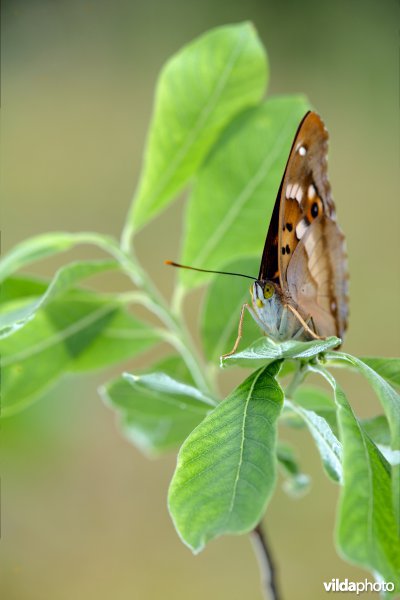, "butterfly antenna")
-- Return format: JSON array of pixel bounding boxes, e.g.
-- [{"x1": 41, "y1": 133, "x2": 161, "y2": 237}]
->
[{"x1": 164, "y1": 260, "x2": 256, "y2": 281}]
